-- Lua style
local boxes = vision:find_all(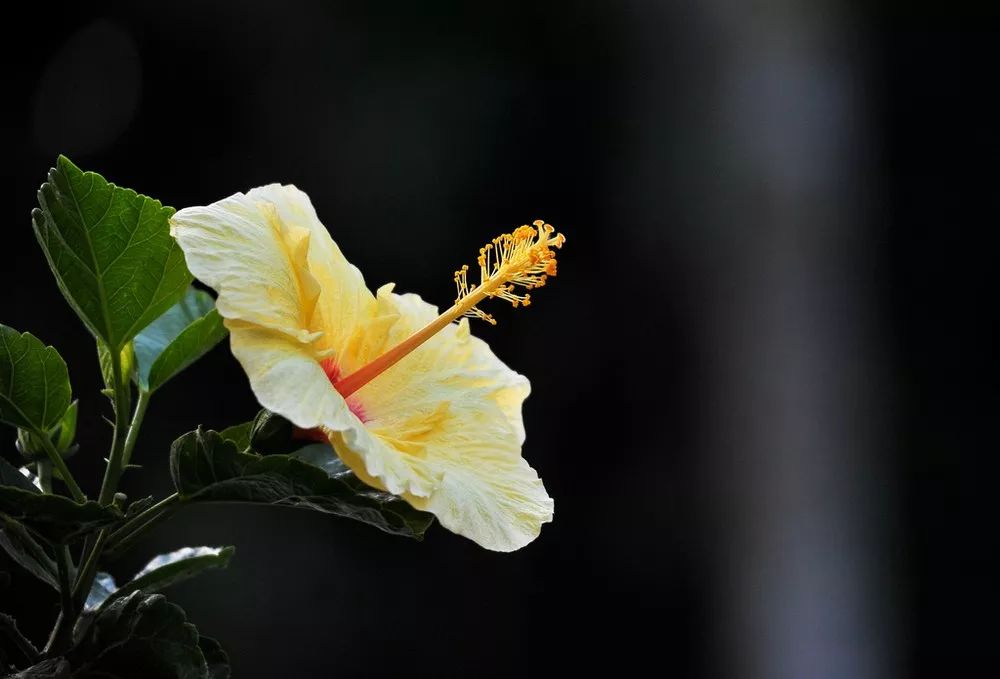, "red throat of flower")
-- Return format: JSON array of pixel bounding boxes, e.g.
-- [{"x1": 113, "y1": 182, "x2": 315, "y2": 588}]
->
[
  {"x1": 323, "y1": 358, "x2": 367, "y2": 422},
  {"x1": 293, "y1": 357, "x2": 370, "y2": 441},
  {"x1": 331, "y1": 220, "x2": 564, "y2": 398}
]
